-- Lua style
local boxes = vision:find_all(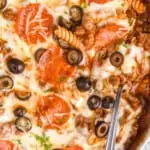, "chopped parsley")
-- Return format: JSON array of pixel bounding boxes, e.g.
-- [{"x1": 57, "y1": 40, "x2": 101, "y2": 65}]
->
[
  {"x1": 122, "y1": 42, "x2": 128, "y2": 48},
  {"x1": 12, "y1": 139, "x2": 22, "y2": 145},
  {"x1": 31, "y1": 133, "x2": 52, "y2": 150},
  {"x1": 43, "y1": 88, "x2": 51, "y2": 93}
]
